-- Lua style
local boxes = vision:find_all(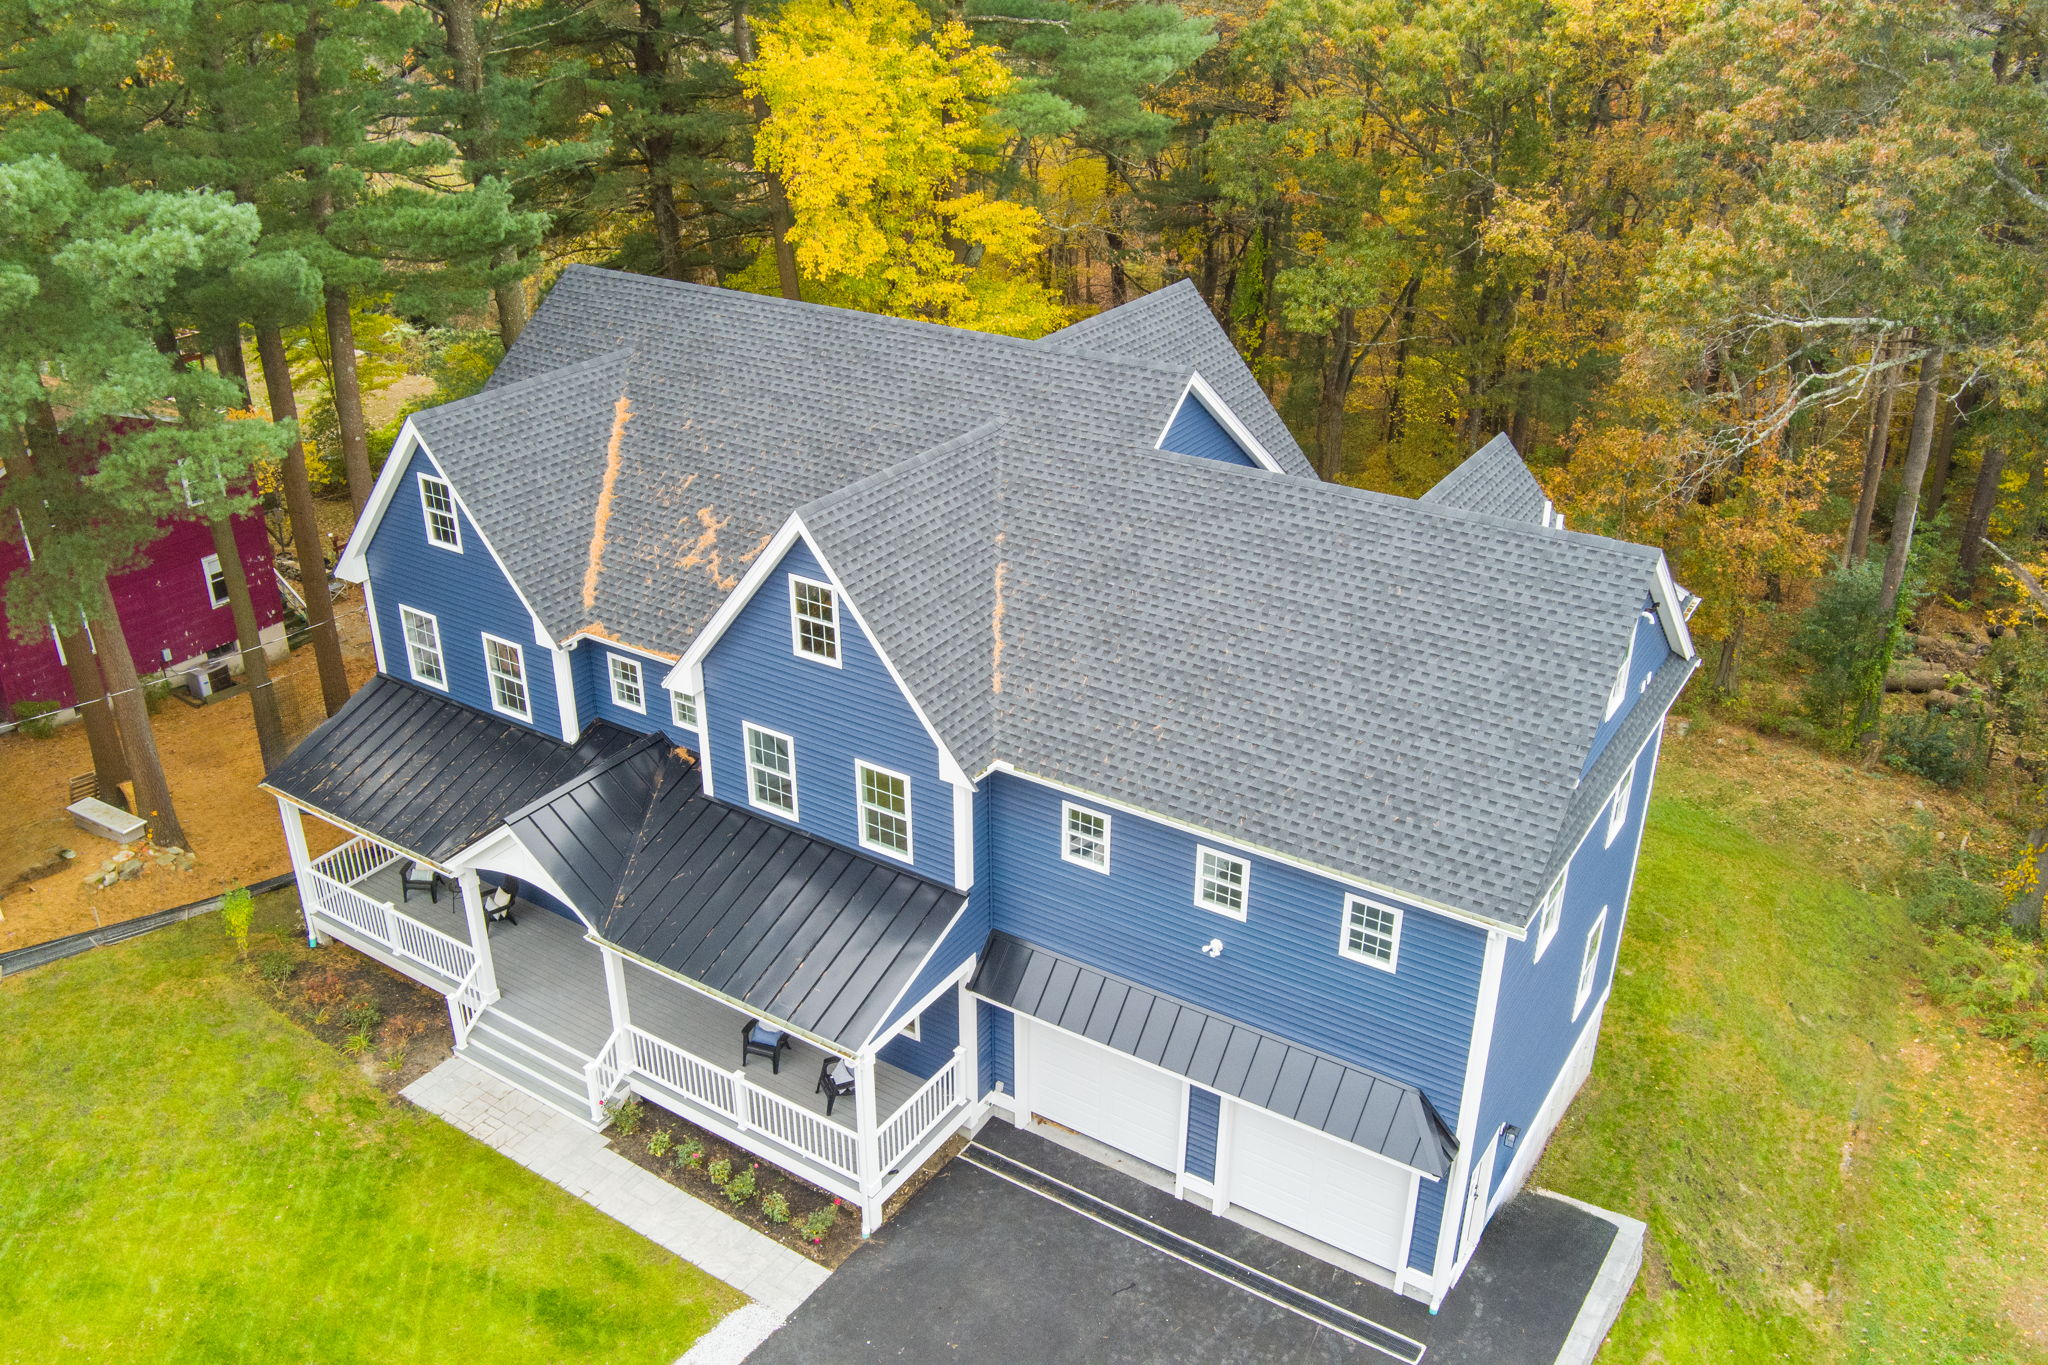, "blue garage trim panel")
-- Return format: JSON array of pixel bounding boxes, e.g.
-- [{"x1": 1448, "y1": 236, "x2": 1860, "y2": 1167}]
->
[
  {"x1": 1184, "y1": 1086, "x2": 1221, "y2": 1182},
  {"x1": 1160, "y1": 388, "x2": 1260, "y2": 466},
  {"x1": 979, "y1": 1000, "x2": 1014, "y2": 1097},
  {"x1": 974, "y1": 932, "x2": 1455, "y2": 1177}
]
